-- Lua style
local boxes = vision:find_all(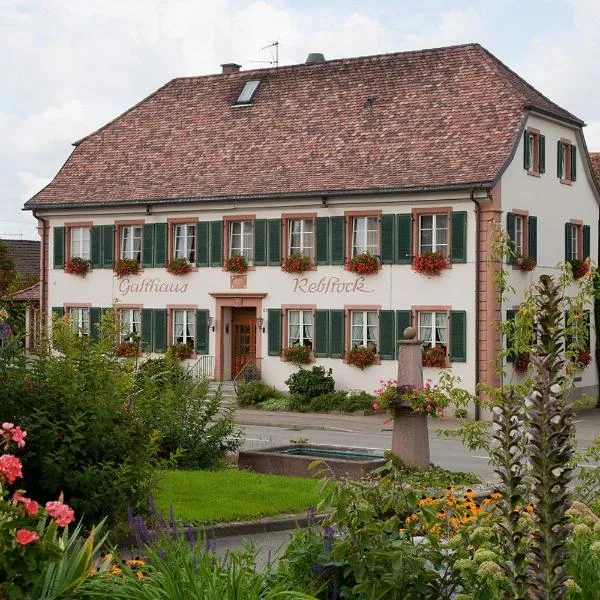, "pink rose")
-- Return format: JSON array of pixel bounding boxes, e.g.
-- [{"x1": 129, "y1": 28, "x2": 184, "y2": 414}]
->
[
  {"x1": 0, "y1": 454, "x2": 22, "y2": 483},
  {"x1": 16, "y1": 529, "x2": 39, "y2": 545}
]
